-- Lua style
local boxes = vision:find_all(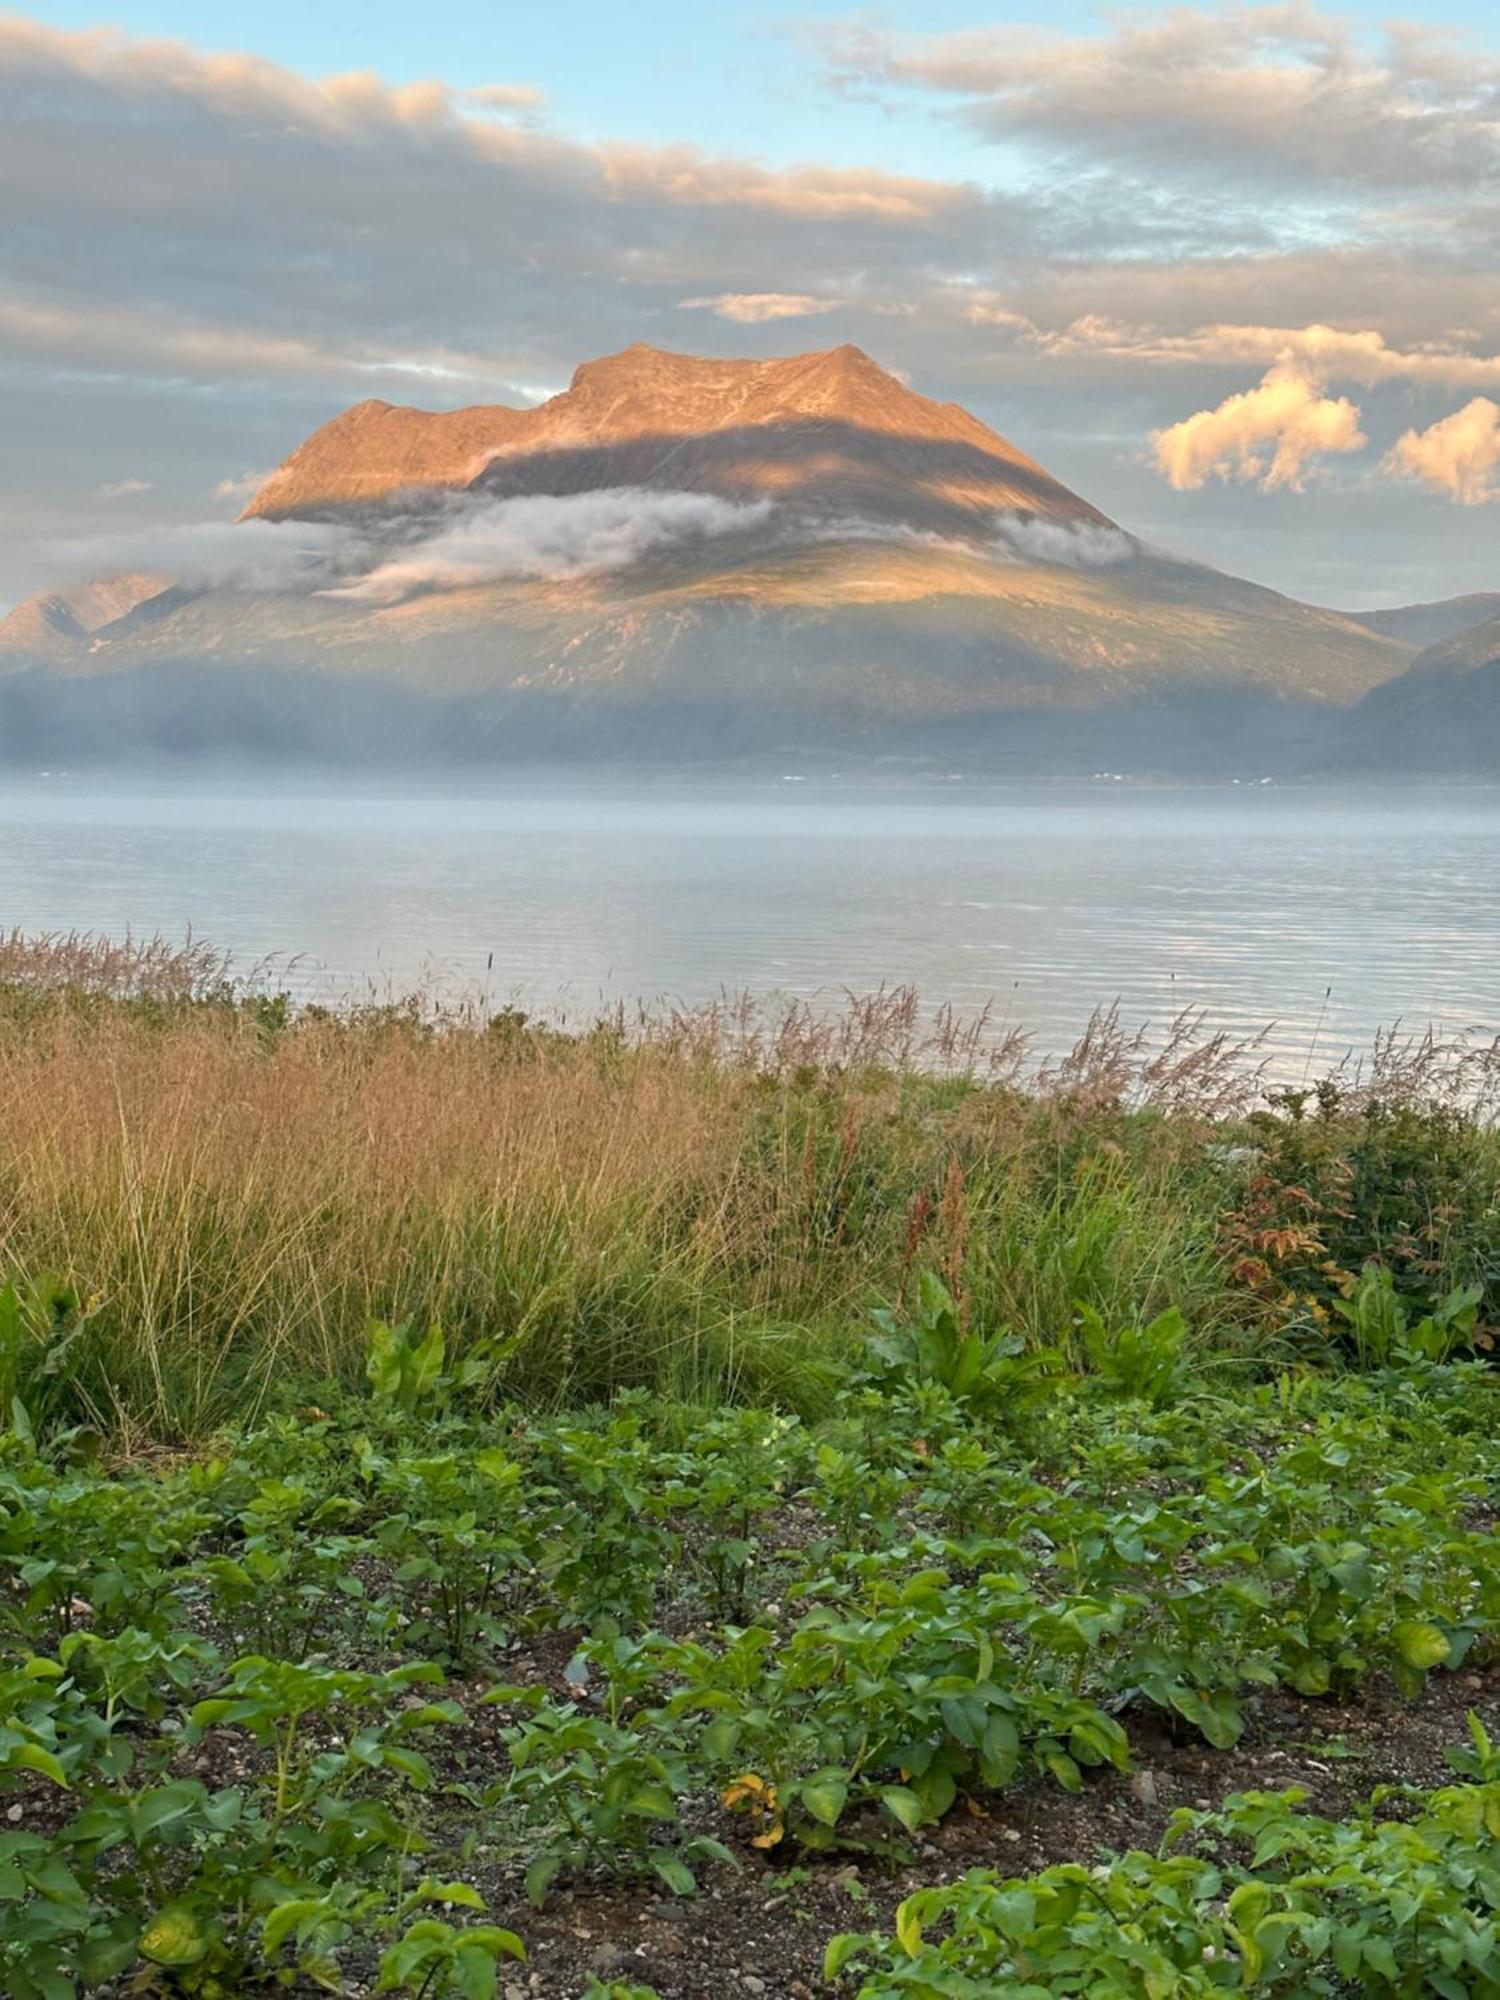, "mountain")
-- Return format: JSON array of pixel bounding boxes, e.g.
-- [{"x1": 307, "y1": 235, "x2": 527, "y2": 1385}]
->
[
  {"x1": 1346, "y1": 610, "x2": 1500, "y2": 772},
  {"x1": 0, "y1": 573, "x2": 166, "y2": 660},
  {"x1": 1338, "y1": 593, "x2": 1500, "y2": 650},
  {"x1": 0, "y1": 344, "x2": 1414, "y2": 769}
]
